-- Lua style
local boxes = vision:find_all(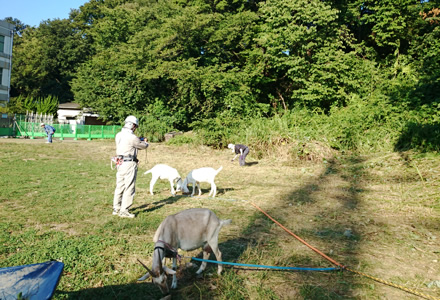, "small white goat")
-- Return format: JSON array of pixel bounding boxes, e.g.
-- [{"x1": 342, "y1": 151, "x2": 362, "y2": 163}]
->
[
  {"x1": 138, "y1": 208, "x2": 232, "y2": 294},
  {"x1": 182, "y1": 166, "x2": 223, "y2": 198},
  {"x1": 144, "y1": 164, "x2": 182, "y2": 196}
]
